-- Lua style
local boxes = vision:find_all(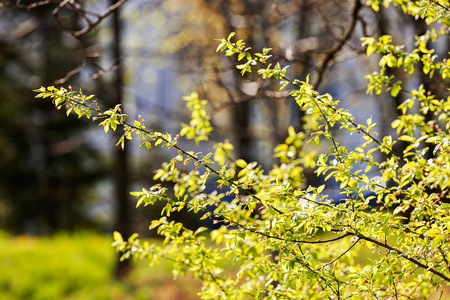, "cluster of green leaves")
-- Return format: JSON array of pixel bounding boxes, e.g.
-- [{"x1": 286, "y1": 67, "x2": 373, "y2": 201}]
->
[
  {"x1": 362, "y1": 27, "x2": 450, "y2": 97},
  {"x1": 366, "y1": 0, "x2": 450, "y2": 25},
  {"x1": 180, "y1": 92, "x2": 213, "y2": 144},
  {"x1": 35, "y1": 1, "x2": 450, "y2": 299}
]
